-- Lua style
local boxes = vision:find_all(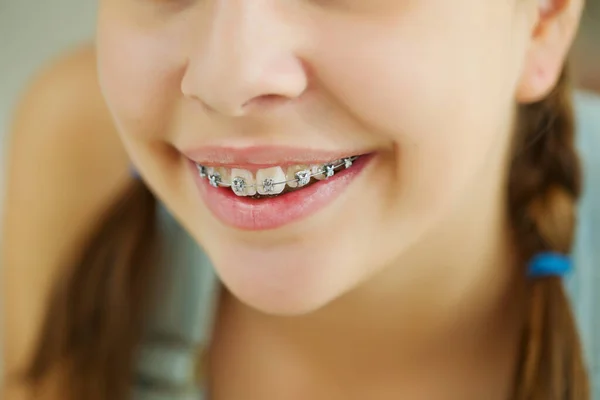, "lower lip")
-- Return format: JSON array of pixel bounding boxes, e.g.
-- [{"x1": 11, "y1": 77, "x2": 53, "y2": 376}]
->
[{"x1": 191, "y1": 154, "x2": 374, "y2": 231}]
